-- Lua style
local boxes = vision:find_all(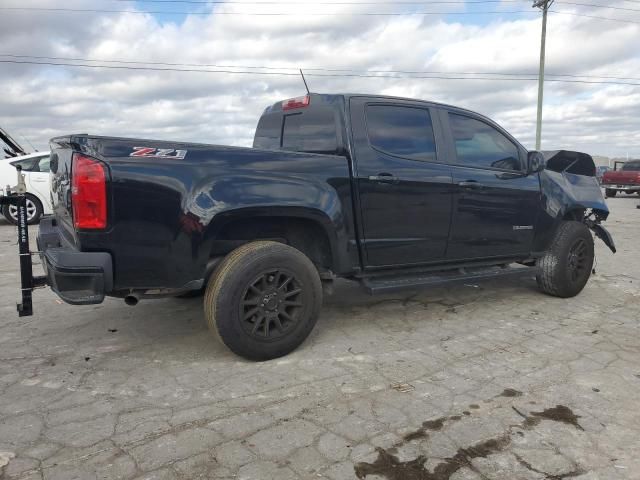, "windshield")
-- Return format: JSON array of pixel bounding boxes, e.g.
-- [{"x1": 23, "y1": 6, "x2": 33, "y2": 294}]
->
[{"x1": 622, "y1": 161, "x2": 640, "y2": 171}]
